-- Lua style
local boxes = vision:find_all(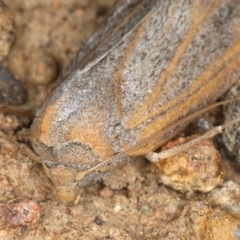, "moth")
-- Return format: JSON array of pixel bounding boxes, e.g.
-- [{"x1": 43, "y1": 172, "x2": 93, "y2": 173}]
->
[{"x1": 30, "y1": 0, "x2": 240, "y2": 202}]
